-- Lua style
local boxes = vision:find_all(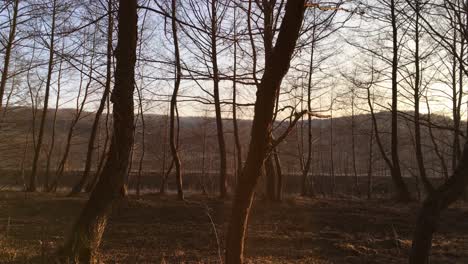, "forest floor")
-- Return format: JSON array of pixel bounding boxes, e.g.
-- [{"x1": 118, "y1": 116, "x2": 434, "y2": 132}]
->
[{"x1": 1, "y1": 191, "x2": 468, "y2": 263}]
